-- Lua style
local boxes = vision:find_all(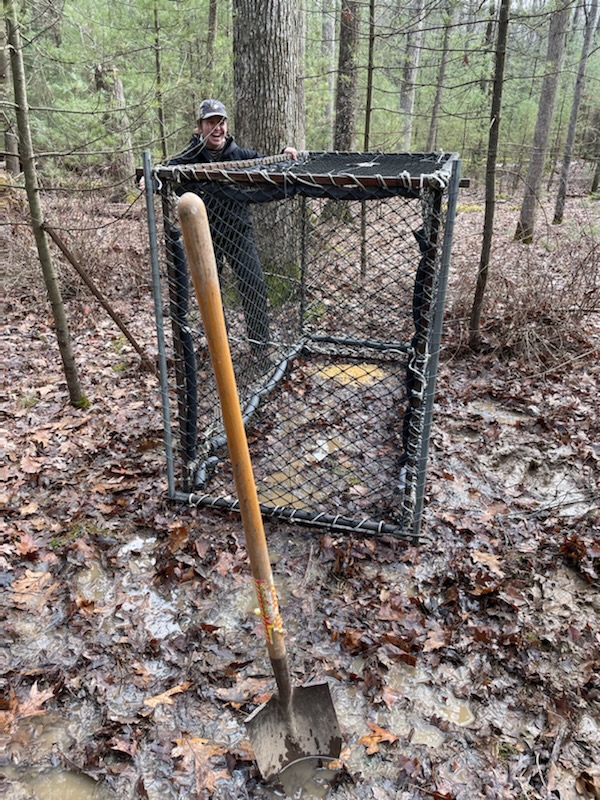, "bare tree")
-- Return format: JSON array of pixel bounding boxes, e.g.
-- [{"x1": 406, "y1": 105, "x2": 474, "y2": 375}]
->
[
  {"x1": 206, "y1": 0, "x2": 218, "y2": 82},
  {"x1": 426, "y1": 4, "x2": 455, "y2": 152},
  {"x1": 334, "y1": 0, "x2": 360, "y2": 150},
  {"x1": 5, "y1": 0, "x2": 86, "y2": 407},
  {"x1": 111, "y1": 72, "x2": 136, "y2": 190},
  {"x1": 364, "y1": 0, "x2": 376, "y2": 150},
  {"x1": 1, "y1": 21, "x2": 19, "y2": 174},
  {"x1": 398, "y1": 0, "x2": 424, "y2": 150},
  {"x1": 153, "y1": 0, "x2": 167, "y2": 161},
  {"x1": 322, "y1": 0, "x2": 337, "y2": 150},
  {"x1": 469, "y1": 0, "x2": 511, "y2": 350},
  {"x1": 515, "y1": 0, "x2": 572, "y2": 243},
  {"x1": 592, "y1": 158, "x2": 600, "y2": 193},
  {"x1": 553, "y1": 0, "x2": 598, "y2": 224},
  {"x1": 93, "y1": 64, "x2": 135, "y2": 196}
]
